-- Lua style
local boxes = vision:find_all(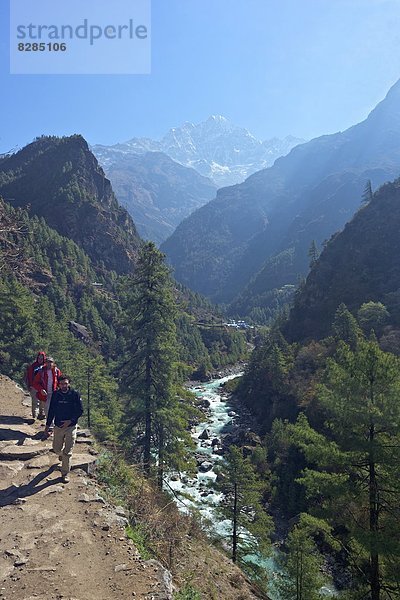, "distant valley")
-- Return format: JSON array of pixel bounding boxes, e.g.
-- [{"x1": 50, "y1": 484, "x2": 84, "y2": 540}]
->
[
  {"x1": 161, "y1": 79, "x2": 400, "y2": 322},
  {"x1": 96, "y1": 151, "x2": 217, "y2": 245}
]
